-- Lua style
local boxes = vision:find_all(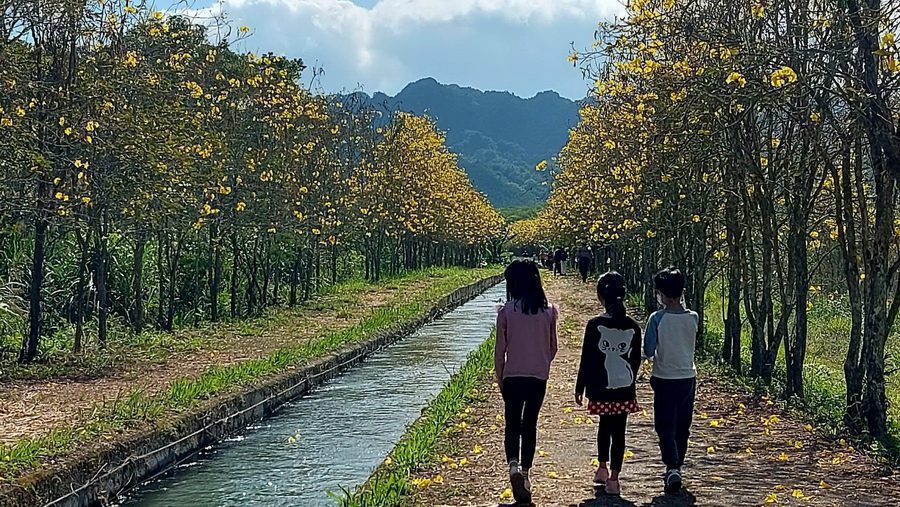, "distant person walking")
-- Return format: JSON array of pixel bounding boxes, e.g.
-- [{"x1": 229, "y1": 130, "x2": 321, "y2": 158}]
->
[
  {"x1": 554, "y1": 247, "x2": 568, "y2": 276},
  {"x1": 495, "y1": 260, "x2": 559, "y2": 504},
  {"x1": 539, "y1": 249, "x2": 550, "y2": 270},
  {"x1": 576, "y1": 244, "x2": 592, "y2": 283}
]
